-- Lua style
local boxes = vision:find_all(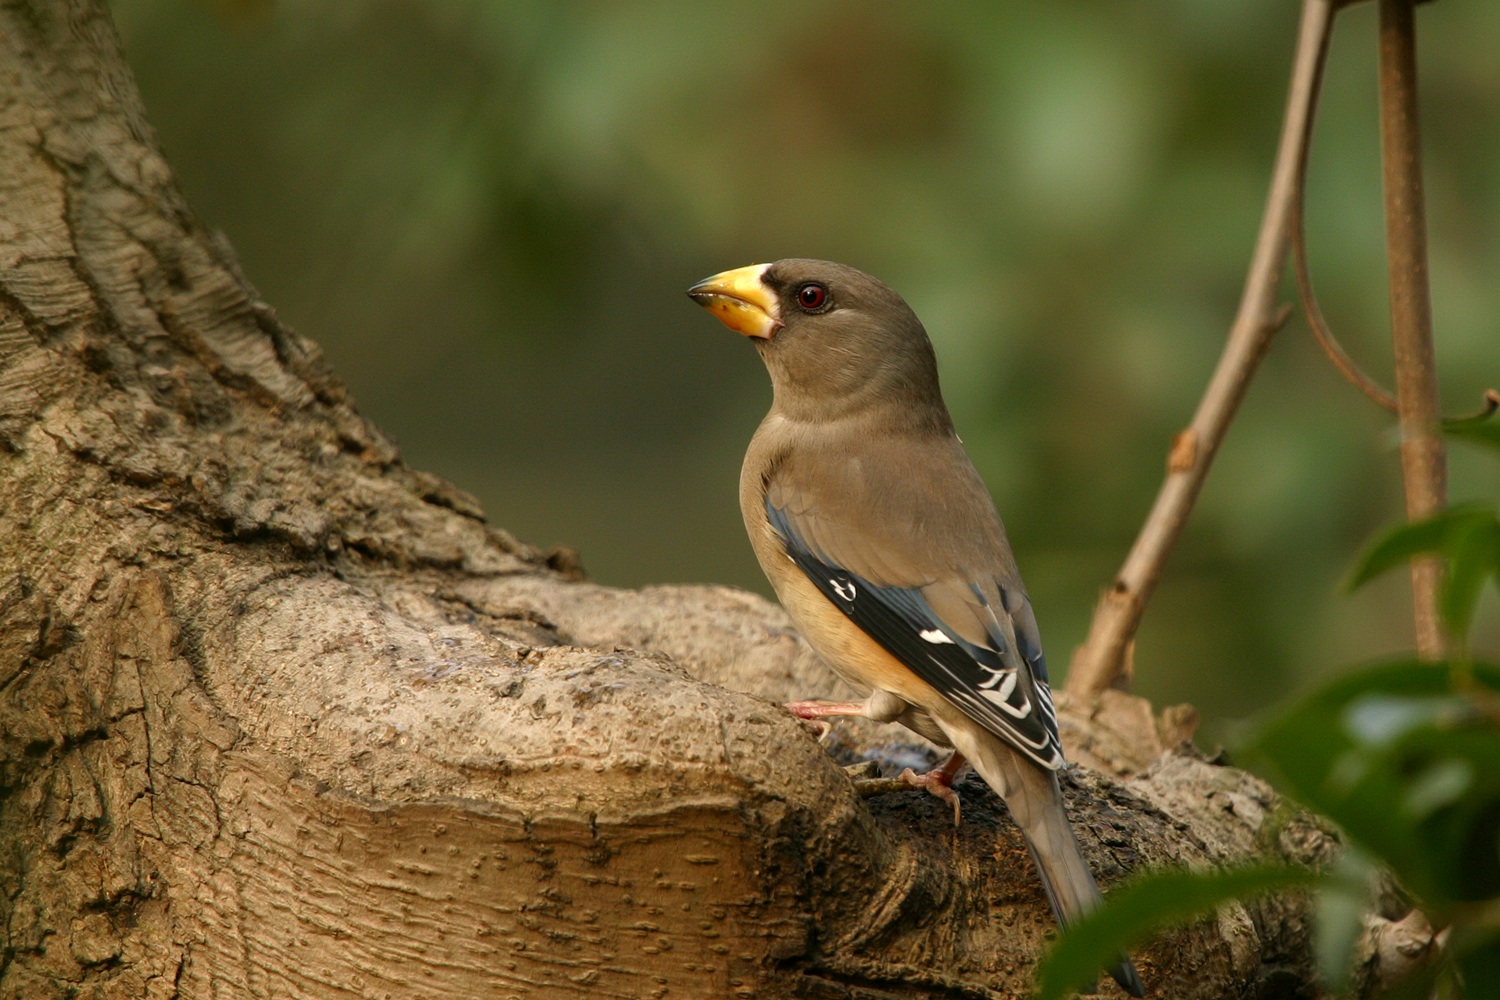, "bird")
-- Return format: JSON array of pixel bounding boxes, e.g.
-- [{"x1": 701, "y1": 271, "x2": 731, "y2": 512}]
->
[{"x1": 688, "y1": 259, "x2": 1144, "y2": 997}]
